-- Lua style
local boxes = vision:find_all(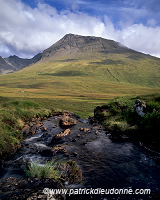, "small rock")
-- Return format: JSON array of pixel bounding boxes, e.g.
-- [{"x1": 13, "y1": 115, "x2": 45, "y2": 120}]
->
[
  {"x1": 59, "y1": 115, "x2": 77, "y2": 128},
  {"x1": 41, "y1": 127, "x2": 47, "y2": 131},
  {"x1": 50, "y1": 129, "x2": 70, "y2": 144},
  {"x1": 77, "y1": 134, "x2": 81, "y2": 137},
  {"x1": 54, "y1": 129, "x2": 70, "y2": 139},
  {"x1": 73, "y1": 152, "x2": 78, "y2": 156},
  {"x1": 22, "y1": 124, "x2": 30, "y2": 135},
  {"x1": 133, "y1": 99, "x2": 146, "y2": 117},
  {"x1": 95, "y1": 130, "x2": 98, "y2": 134},
  {"x1": 82, "y1": 141, "x2": 87, "y2": 145},
  {"x1": 79, "y1": 128, "x2": 90, "y2": 132},
  {"x1": 51, "y1": 145, "x2": 67, "y2": 155},
  {"x1": 30, "y1": 124, "x2": 37, "y2": 135}
]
